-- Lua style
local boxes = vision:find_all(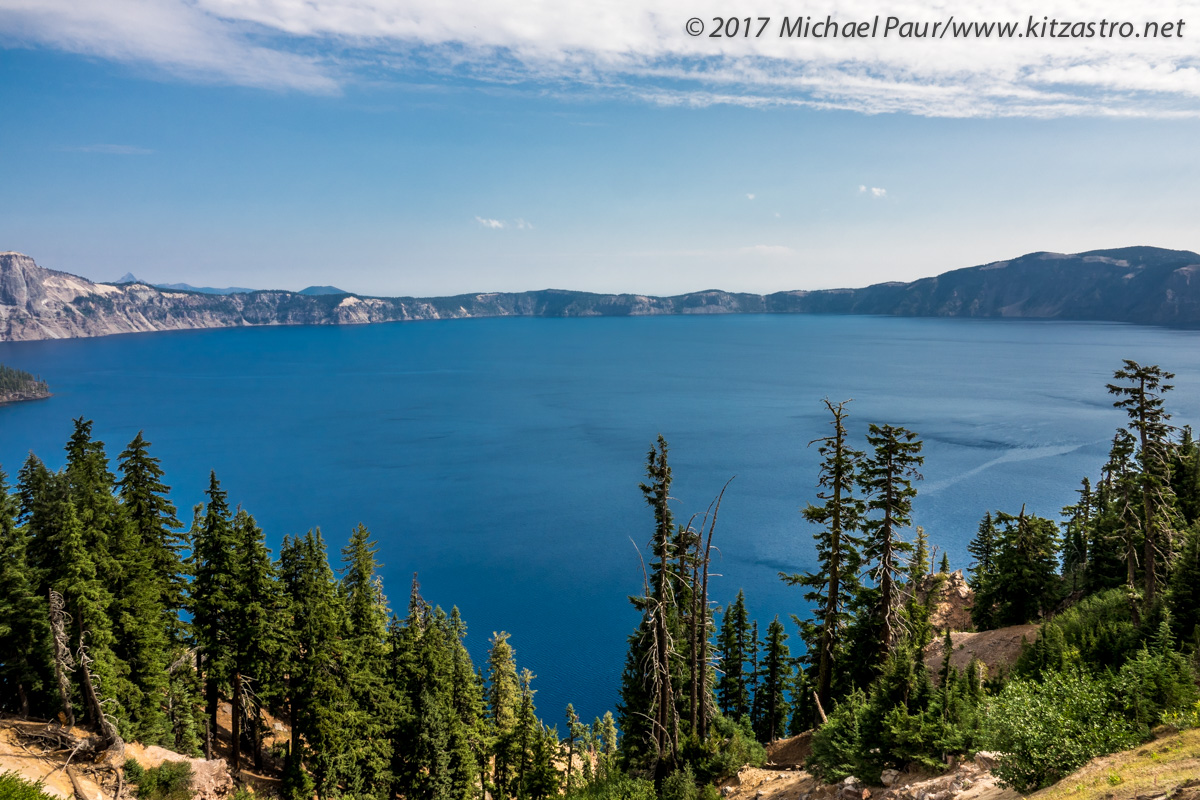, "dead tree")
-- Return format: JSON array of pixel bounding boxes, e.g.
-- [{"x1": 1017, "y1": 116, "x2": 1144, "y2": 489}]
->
[
  {"x1": 49, "y1": 589, "x2": 76, "y2": 728},
  {"x1": 76, "y1": 631, "x2": 125, "y2": 764}
]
